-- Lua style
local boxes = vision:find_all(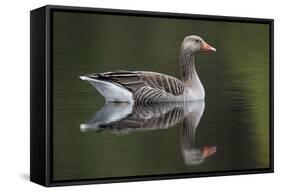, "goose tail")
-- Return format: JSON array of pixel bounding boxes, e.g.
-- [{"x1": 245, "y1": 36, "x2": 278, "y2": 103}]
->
[
  {"x1": 80, "y1": 75, "x2": 93, "y2": 81},
  {"x1": 79, "y1": 75, "x2": 134, "y2": 103}
]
